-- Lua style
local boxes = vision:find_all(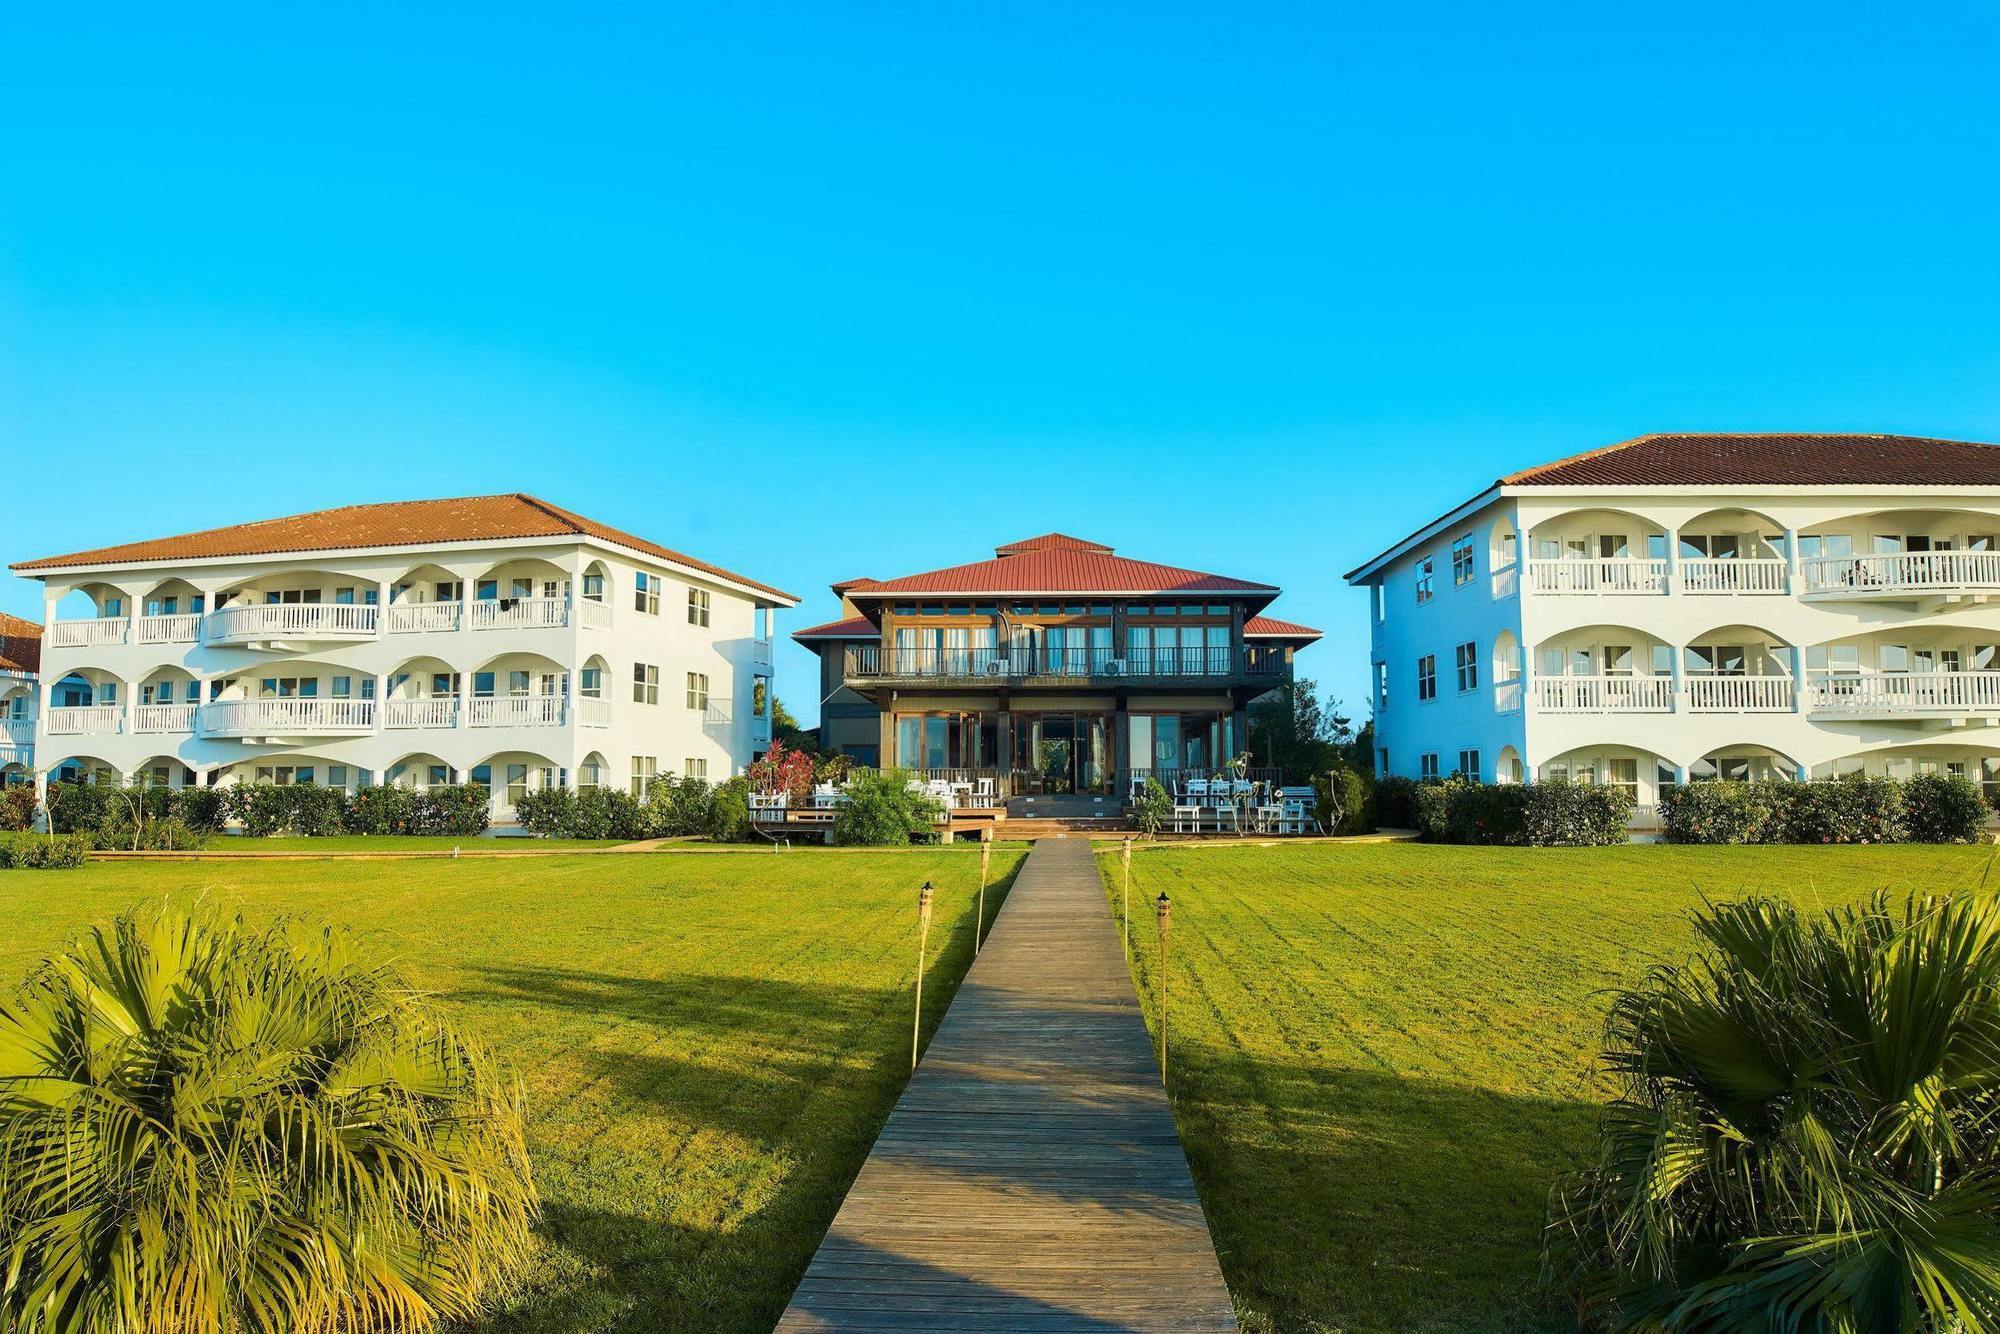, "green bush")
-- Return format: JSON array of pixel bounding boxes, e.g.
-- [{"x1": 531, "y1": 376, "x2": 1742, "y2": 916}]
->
[
  {"x1": 0, "y1": 833, "x2": 89, "y2": 868},
  {"x1": 414, "y1": 783, "x2": 491, "y2": 837},
  {"x1": 832, "y1": 769, "x2": 942, "y2": 846},
  {"x1": 345, "y1": 783, "x2": 418, "y2": 835},
  {"x1": 1550, "y1": 892, "x2": 2000, "y2": 1330},
  {"x1": 1315, "y1": 764, "x2": 1374, "y2": 835},
  {"x1": 44, "y1": 782, "x2": 115, "y2": 838},
  {"x1": 1519, "y1": 779, "x2": 1631, "y2": 847},
  {"x1": 708, "y1": 776, "x2": 752, "y2": 842},
  {"x1": 1410, "y1": 777, "x2": 1460, "y2": 842},
  {"x1": 0, "y1": 787, "x2": 39, "y2": 832},
  {"x1": 1129, "y1": 778, "x2": 1173, "y2": 836},
  {"x1": 1373, "y1": 775, "x2": 1421, "y2": 830},
  {"x1": 1444, "y1": 781, "x2": 1526, "y2": 845},
  {"x1": 1781, "y1": 776, "x2": 1902, "y2": 844},
  {"x1": 230, "y1": 783, "x2": 347, "y2": 838},
  {"x1": 1658, "y1": 780, "x2": 1788, "y2": 844},
  {"x1": 1901, "y1": 773, "x2": 1991, "y2": 843},
  {"x1": 0, "y1": 903, "x2": 535, "y2": 1330}
]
